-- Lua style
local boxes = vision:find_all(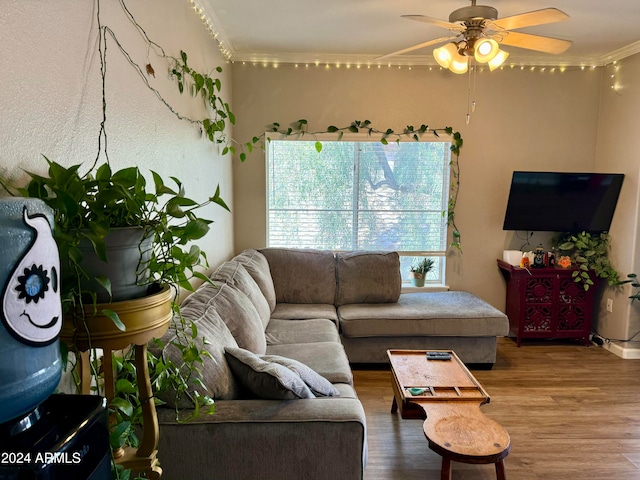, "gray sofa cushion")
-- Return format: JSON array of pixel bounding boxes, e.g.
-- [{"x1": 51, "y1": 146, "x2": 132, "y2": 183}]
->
[
  {"x1": 262, "y1": 354, "x2": 340, "y2": 397},
  {"x1": 266, "y1": 342, "x2": 353, "y2": 385},
  {"x1": 187, "y1": 281, "x2": 267, "y2": 354},
  {"x1": 233, "y1": 249, "x2": 277, "y2": 312},
  {"x1": 211, "y1": 261, "x2": 271, "y2": 329},
  {"x1": 336, "y1": 251, "x2": 401, "y2": 306},
  {"x1": 259, "y1": 248, "x2": 336, "y2": 304},
  {"x1": 225, "y1": 347, "x2": 315, "y2": 399},
  {"x1": 270, "y1": 303, "x2": 338, "y2": 323},
  {"x1": 152, "y1": 294, "x2": 241, "y2": 406},
  {"x1": 338, "y1": 291, "x2": 510, "y2": 338},
  {"x1": 265, "y1": 318, "x2": 340, "y2": 345}
]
